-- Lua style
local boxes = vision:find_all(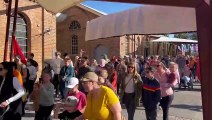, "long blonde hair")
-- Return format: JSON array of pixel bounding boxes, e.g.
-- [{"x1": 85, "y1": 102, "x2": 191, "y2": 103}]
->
[{"x1": 127, "y1": 62, "x2": 140, "y2": 78}]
